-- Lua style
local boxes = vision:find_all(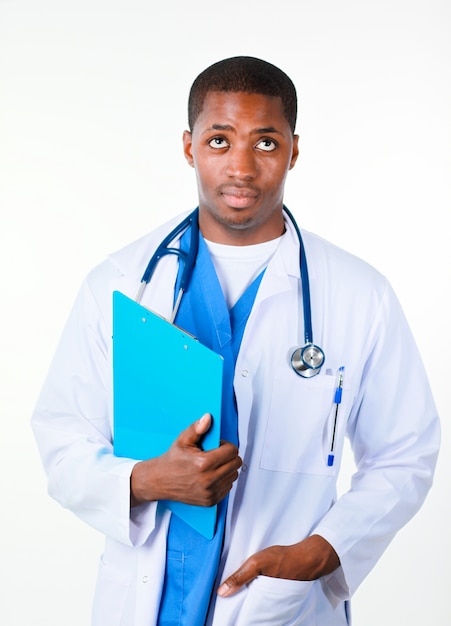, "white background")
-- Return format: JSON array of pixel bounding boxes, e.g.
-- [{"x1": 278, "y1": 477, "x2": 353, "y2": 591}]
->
[{"x1": 0, "y1": 1, "x2": 450, "y2": 624}]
